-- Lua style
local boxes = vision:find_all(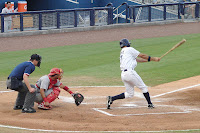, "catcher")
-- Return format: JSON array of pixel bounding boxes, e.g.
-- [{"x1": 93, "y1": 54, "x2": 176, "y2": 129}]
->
[{"x1": 35, "y1": 68, "x2": 84, "y2": 110}]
